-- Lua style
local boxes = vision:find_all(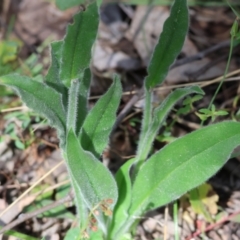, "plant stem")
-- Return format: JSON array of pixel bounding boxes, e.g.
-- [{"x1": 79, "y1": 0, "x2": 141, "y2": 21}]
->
[
  {"x1": 208, "y1": 35, "x2": 234, "y2": 109},
  {"x1": 173, "y1": 201, "x2": 179, "y2": 240},
  {"x1": 132, "y1": 87, "x2": 153, "y2": 177},
  {"x1": 67, "y1": 79, "x2": 80, "y2": 132}
]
